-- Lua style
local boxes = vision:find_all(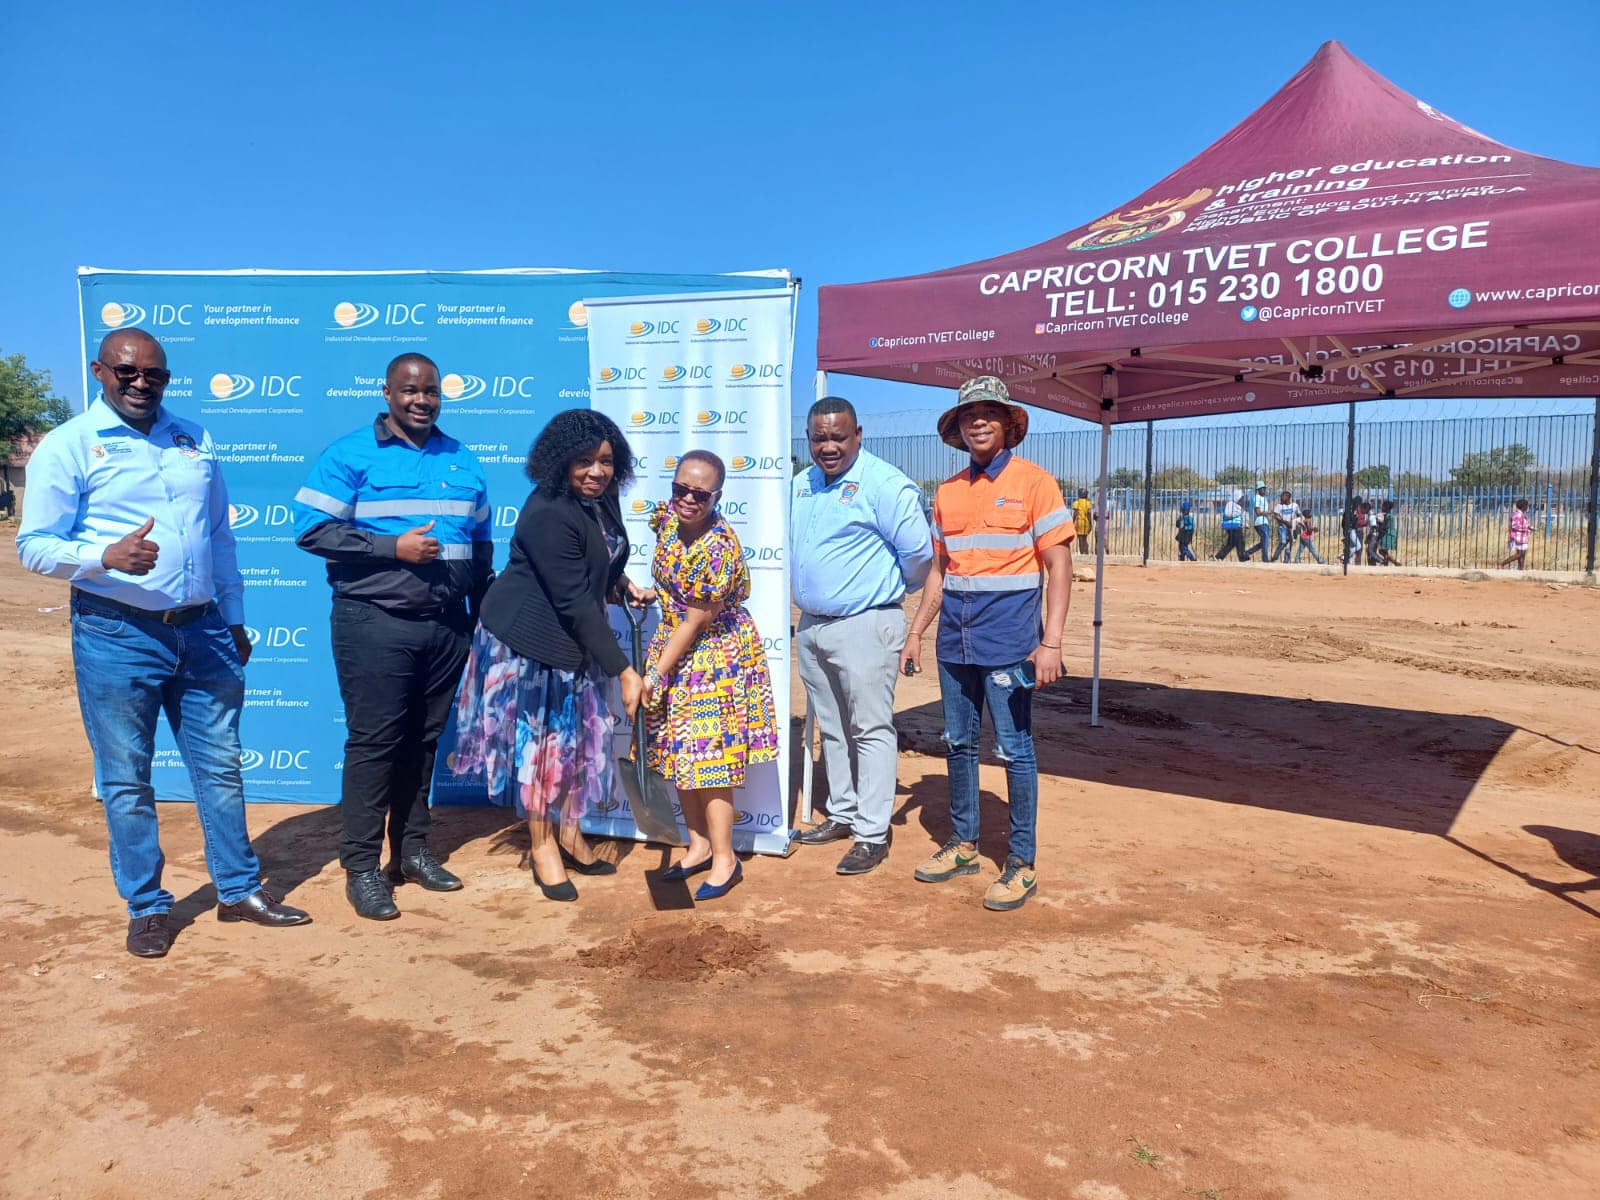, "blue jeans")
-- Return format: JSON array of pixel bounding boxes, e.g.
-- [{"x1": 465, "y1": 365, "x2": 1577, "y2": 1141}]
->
[
  {"x1": 937, "y1": 660, "x2": 1038, "y2": 865},
  {"x1": 1272, "y1": 525, "x2": 1295, "y2": 561},
  {"x1": 71, "y1": 593, "x2": 262, "y2": 917},
  {"x1": 1293, "y1": 539, "x2": 1325, "y2": 564}
]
